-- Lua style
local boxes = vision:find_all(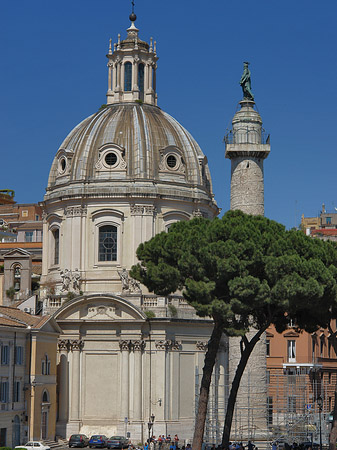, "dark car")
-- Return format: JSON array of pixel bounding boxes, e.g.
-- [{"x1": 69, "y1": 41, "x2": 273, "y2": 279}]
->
[
  {"x1": 69, "y1": 435, "x2": 89, "y2": 448},
  {"x1": 301, "y1": 442, "x2": 319, "y2": 450},
  {"x1": 106, "y1": 437, "x2": 128, "y2": 449},
  {"x1": 89, "y1": 436, "x2": 108, "y2": 448}
]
